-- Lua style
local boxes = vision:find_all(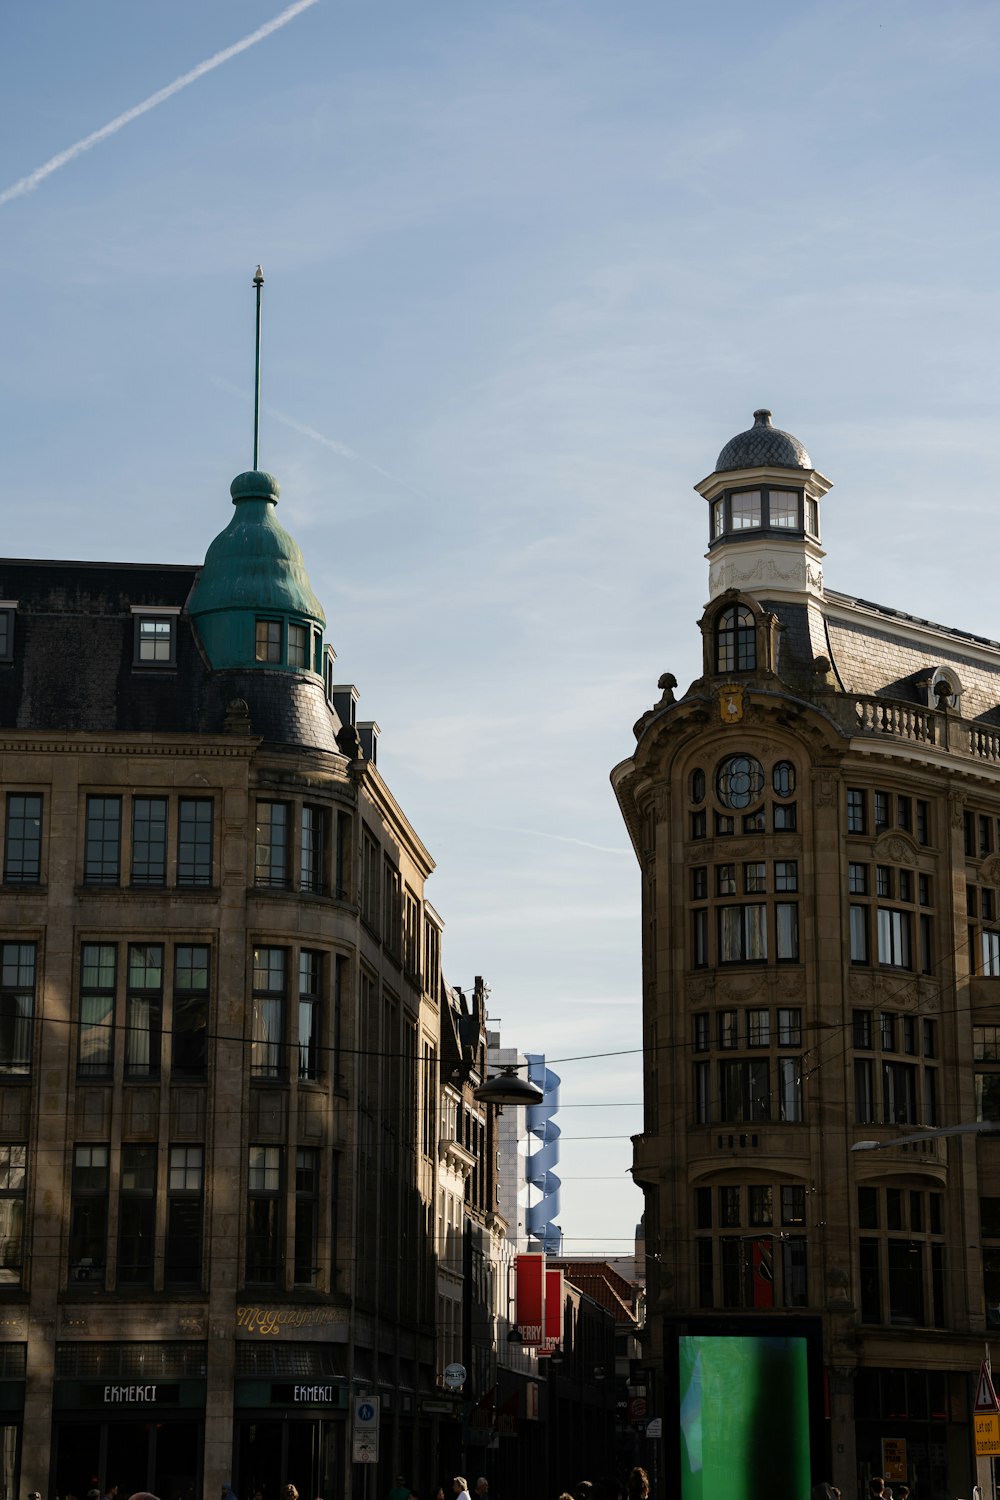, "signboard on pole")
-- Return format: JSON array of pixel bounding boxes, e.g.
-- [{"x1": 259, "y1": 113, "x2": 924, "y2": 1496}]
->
[
  {"x1": 973, "y1": 1360, "x2": 1000, "y2": 1456},
  {"x1": 515, "y1": 1254, "x2": 545, "y2": 1346},
  {"x1": 352, "y1": 1395, "x2": 379, "y2": 1463},
  {"x1": 975, "y1": 1360, "x2": 1000, "y2": 1412}
]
